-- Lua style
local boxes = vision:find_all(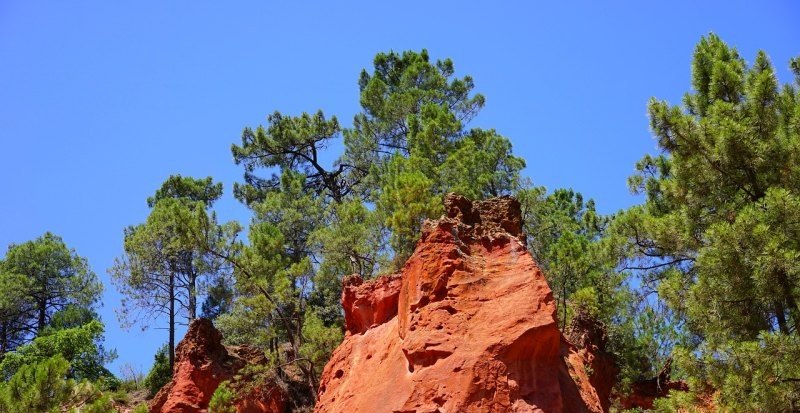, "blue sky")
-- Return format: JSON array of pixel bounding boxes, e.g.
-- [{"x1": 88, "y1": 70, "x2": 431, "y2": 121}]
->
[{"x1": 1, "y1": 1, "x2": 797, "y2": 375}]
